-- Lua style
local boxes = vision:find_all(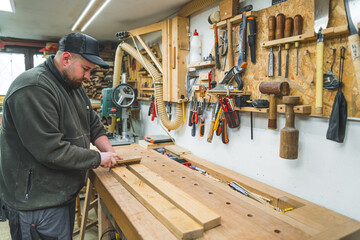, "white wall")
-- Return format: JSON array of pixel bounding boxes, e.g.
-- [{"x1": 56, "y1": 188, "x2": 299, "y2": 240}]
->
[{"x1": 136, "y1": 2, "x2": 360, "y2": 222}]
